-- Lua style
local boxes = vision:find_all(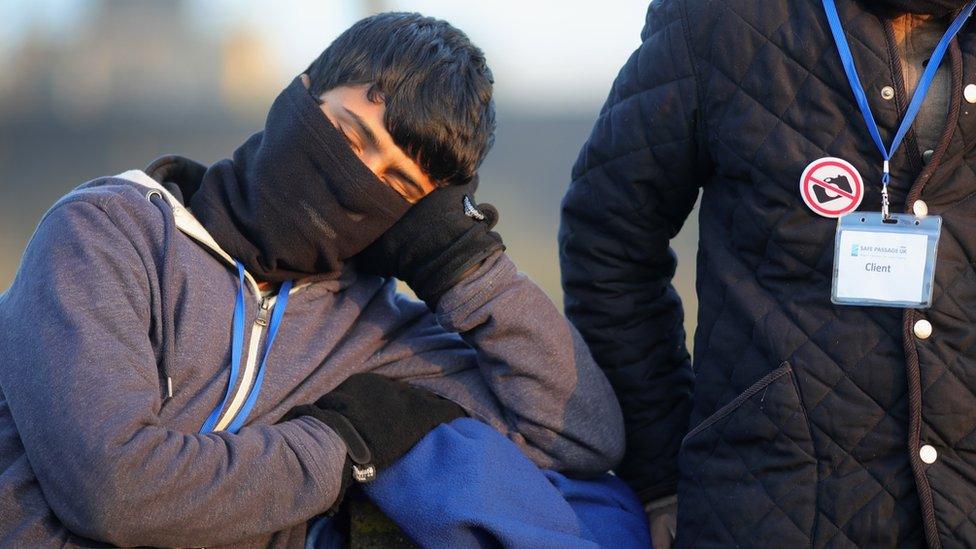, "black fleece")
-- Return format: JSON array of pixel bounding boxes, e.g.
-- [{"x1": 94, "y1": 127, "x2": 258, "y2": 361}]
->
[{"x1": 190, "y1": 77, "x2": 410, "y2": 282}]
